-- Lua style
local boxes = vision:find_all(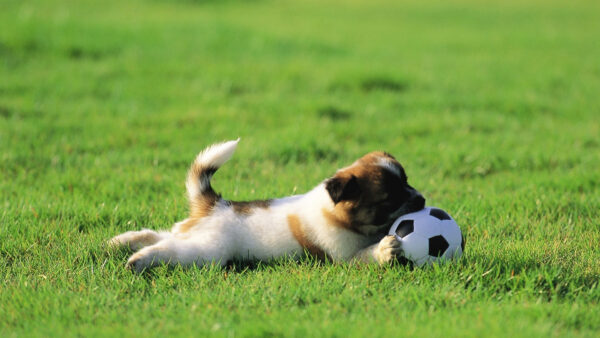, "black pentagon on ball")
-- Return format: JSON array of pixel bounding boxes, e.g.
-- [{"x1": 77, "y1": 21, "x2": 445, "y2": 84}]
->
[
  {"x1": 428, "y1": 235, "x2": 449, "y2": 257},
  {"x1": 395, "y1": 220, "x2": 414, "y2": 238},
  {"x1": 429, "y1": 208, "x2": 451, "y2": 220}
]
